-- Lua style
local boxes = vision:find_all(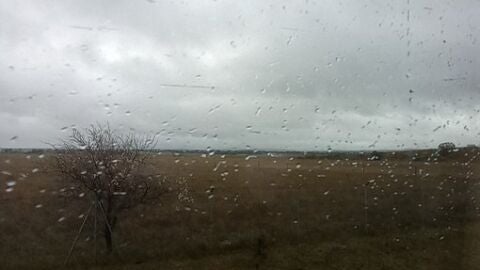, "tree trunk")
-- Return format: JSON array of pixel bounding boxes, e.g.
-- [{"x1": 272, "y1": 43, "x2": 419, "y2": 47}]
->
[
  {"x1": 103, "y1": 196, "x2": 116, "y2": 254},
  {"x1": 105, "y1": 223, "x2": 113, "y2": 253}
]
